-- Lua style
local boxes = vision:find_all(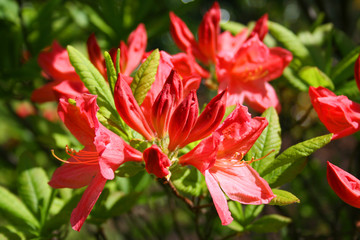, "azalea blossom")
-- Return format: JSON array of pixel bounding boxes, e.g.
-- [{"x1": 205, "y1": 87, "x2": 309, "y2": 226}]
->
[
  {"x1": 31, "y1": 41, "x2": 88, "y2": 103},
  {"x1": 327, "y1": 161, "x2": 360, "y2": 208},
  {"x1": 170, "y1": 2, "x2": 292, "y2": 112},
  {"x1": 309, "y1": 86, "x2": 360, "y2": 140},
  {"x1": 49, "y1": 94, "x2": 142, "y2": 231},
  {"x1": 114, "y1": 69, "x2": 227, "y2": 151},
  {"x1": 179, "y1": 105, "x2": 275, "y2": 225}
]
